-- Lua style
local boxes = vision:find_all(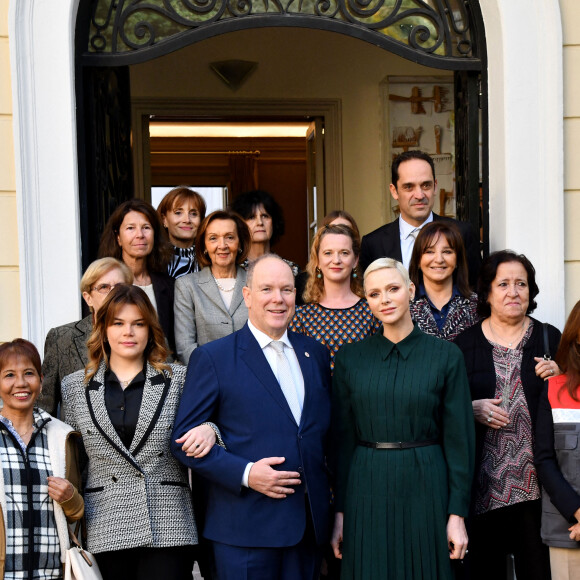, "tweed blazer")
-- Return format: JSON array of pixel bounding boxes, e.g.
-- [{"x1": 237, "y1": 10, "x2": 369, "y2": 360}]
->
[
  {"x1": 61, "y1": 362, "x2": 197, "y2": 554},
  {"x1": 359, "y1": 213, "x2": 481, "y2": 288},
  {"x1": 174, "y1": 265, "x2": 249, "y2": 364},
  {"x1": 39, "y1": 315, "x2": 92, "y2": 416}
]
